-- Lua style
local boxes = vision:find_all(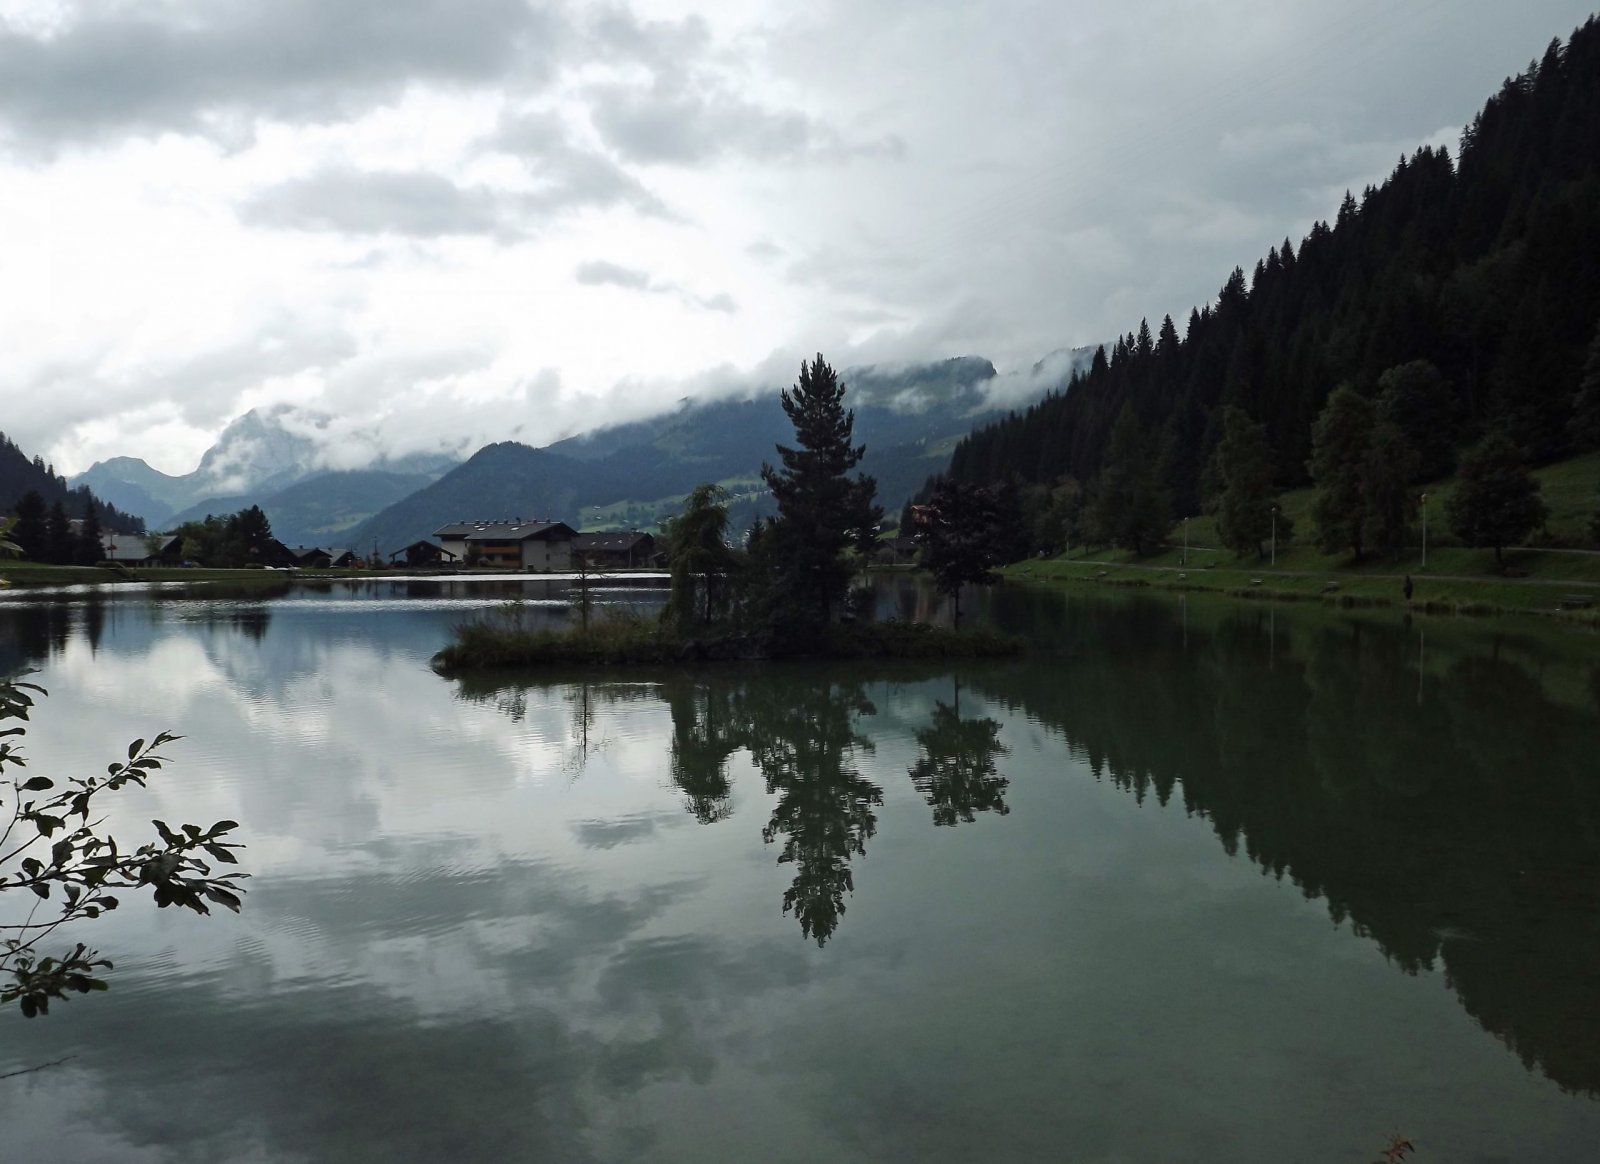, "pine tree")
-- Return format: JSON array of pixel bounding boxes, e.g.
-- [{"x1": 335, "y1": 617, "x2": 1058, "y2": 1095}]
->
[
  {"x1": 1309, "y1": 386, "x2": 1376, "y2": 559},
  {"x1": 10, "y1": 490, "x2": 47, "y2": 561},
  {"x1": 45, "y1": 500, "x2": 73, "y2": 565},
  {"x1": 1570, "y1": 315, "x2": 1600, "y2": 449},
  {"x1": 75, "y1": 505, "x2": 103, "y2": 566},
  {"x1": 1213, "y1": 406, "x2": 1276, "y2": 558},
  {"x1": 1446, "y1": 431, "x2": 1549, "y2": 570},
  {"x1": 760, "y1": 355, "x2": 883, "y2": 627},
  {"x1": 235, "y1": 505, "x2": 273, "y2": 557},
  {"x1": 1087, "y1": 404, "x2": 1168, "y2": 556}
]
